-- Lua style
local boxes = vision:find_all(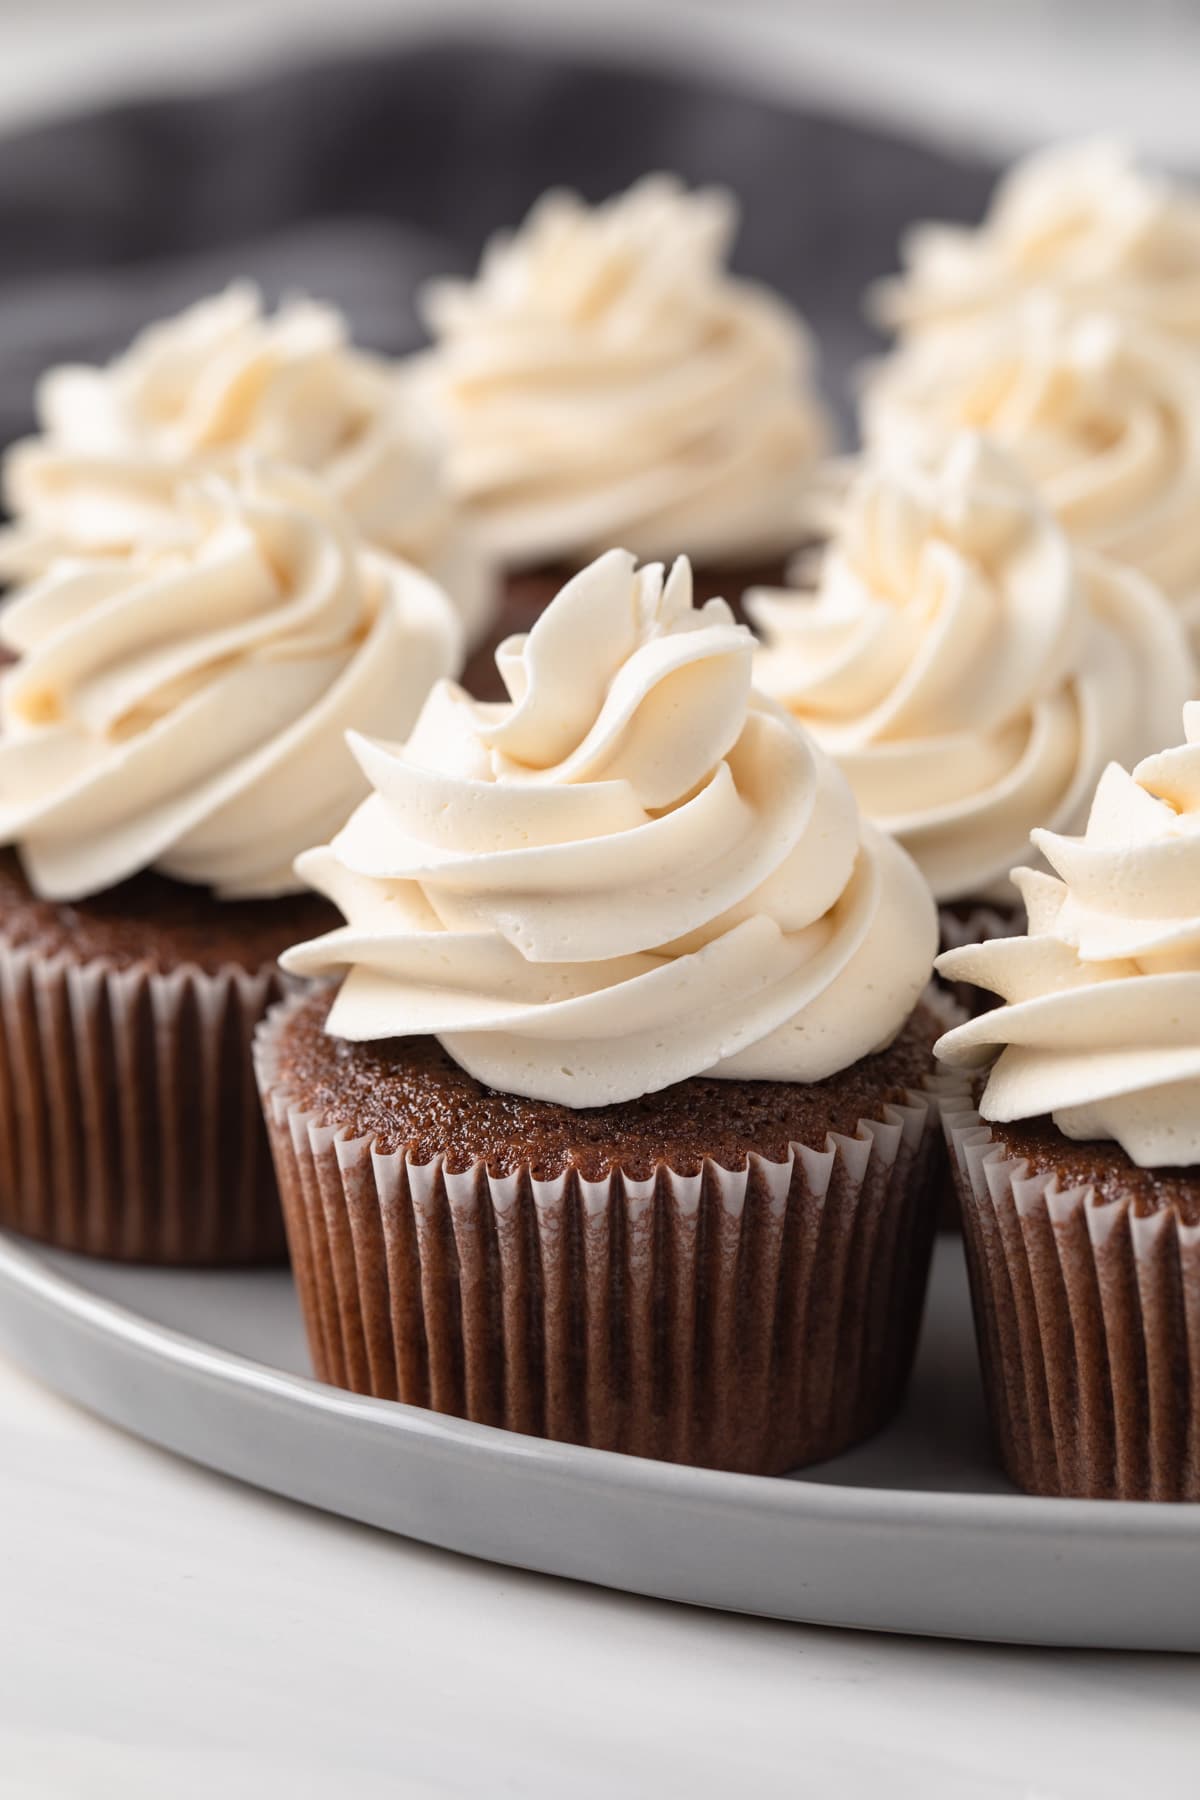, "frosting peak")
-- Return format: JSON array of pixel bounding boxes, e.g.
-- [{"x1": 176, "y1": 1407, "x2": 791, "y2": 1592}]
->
[
  {"x1": 748, "y1": 435, "x2": 1194, "y2": 903},
  {"x1": 936, "y1": 702, "x2": 1200, "y2": 1167},
  {"x1": 1, "y1": 283, "x2": 493, "y2": 643},
  {"x1": 0, "y1": 462, "x2": 462, "y2": 901},
  {"x1": 284, "y1": 549, "x2": 936, "y2": 1107},
  {"x1": 416, "y1": 176, "x2": 830, "y2": 567},
  {"x1": 872, "y1": 139, "x2": 1200, "y2": 342},
  {"x1": 863, "y1": 300, "x2": 1200, "y2": 645}
]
